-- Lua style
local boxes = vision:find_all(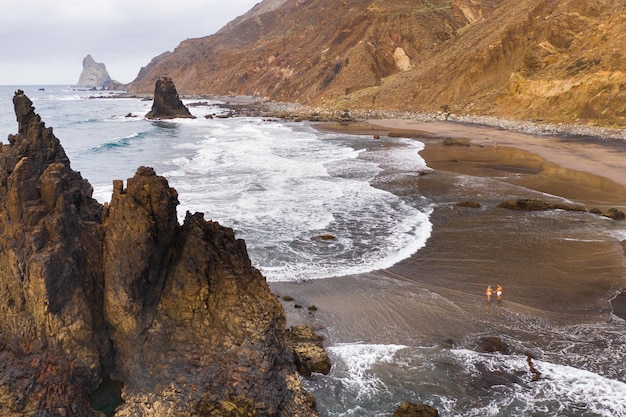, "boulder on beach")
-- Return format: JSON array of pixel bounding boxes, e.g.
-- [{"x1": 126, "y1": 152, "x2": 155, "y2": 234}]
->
[
  {"x1": 456, "y1": 201, "x2": 481, "y2": 208},
  {"x1": 498, "y1": 198, "x2": 587, "y2": 213},
  {"x1": 145, "y1": 76, "x2": 195, "y2": 119}
]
